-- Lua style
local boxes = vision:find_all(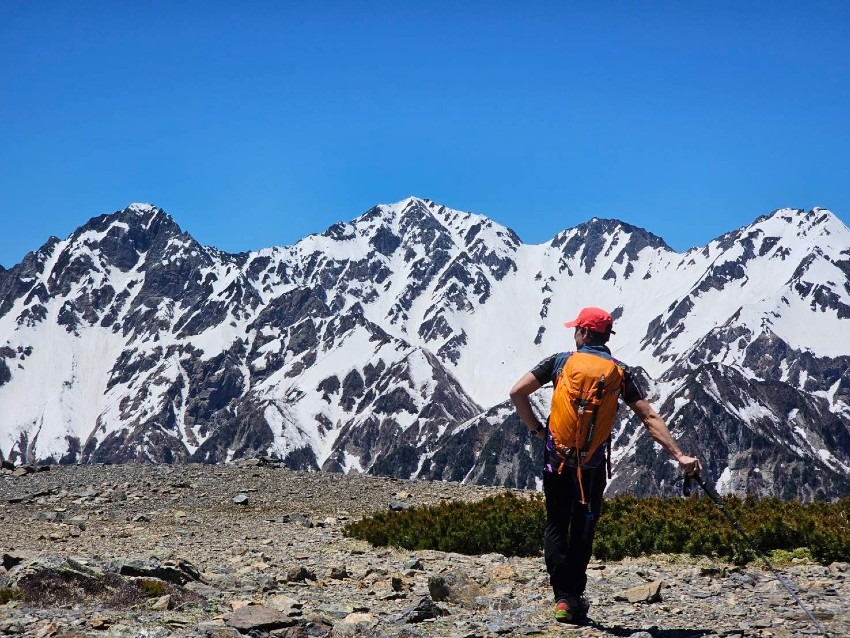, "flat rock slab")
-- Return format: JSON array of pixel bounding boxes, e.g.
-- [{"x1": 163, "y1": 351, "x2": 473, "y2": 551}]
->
[{"x1": 224, "y1": 604, "x2": 295, "y2": 631}]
